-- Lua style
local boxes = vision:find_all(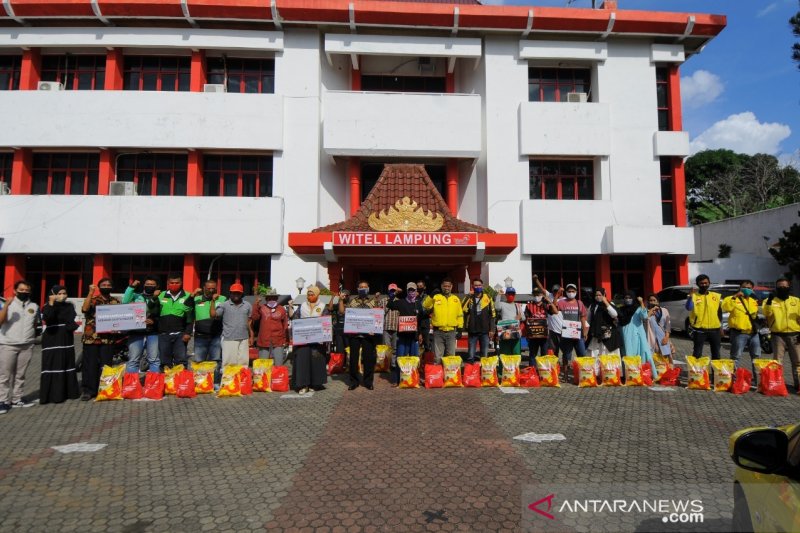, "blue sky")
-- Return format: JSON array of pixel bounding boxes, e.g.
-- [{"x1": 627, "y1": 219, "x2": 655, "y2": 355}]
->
[{"x1": 483, "y1": 0, "x2": 800, "y2": 165}]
